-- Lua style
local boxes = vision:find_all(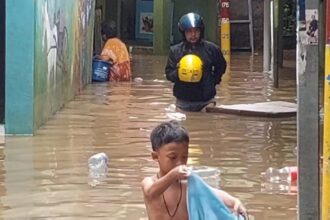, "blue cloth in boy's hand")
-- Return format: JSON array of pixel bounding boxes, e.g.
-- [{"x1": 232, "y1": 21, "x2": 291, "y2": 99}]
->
[{"x1": 187, "y1": 172, "x2": 244, "y2": 220}]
